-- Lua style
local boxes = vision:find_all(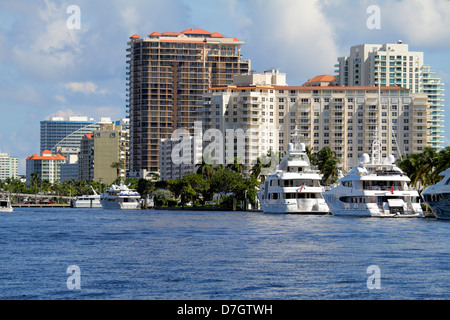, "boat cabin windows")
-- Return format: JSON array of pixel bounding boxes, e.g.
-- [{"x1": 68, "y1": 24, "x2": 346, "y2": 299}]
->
[
  {"x1": 269, "y1": 179, "x2": 318, "y2": 187},
  {"x1": 288, "y1": 167, "x2": 303, "y2": 172},
  {"x1": 362, "y1": 181, "x2": 404, "y2": 190},
  {"x1": 280, "y1": 179, "x2": 316, "y2": 187},
  {"x1": 283, "y1": 193, "x2": 322, "y2": 199},
  {"x1": 342, "y1": 181, "x2": 352, "y2": 187}
]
